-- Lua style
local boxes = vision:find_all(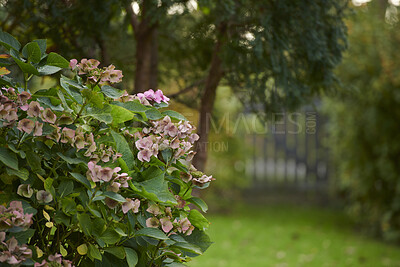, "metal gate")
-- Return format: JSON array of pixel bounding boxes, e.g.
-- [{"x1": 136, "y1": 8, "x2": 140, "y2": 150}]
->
[{"x1": 245, "y1": 105, "x2": 330, "y2": 192}]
